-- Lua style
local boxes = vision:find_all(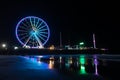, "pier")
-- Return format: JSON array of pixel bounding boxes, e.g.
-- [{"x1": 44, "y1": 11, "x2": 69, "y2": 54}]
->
[{"x1": 0, "y1": 48, "x2": 108, "y2": 55}]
